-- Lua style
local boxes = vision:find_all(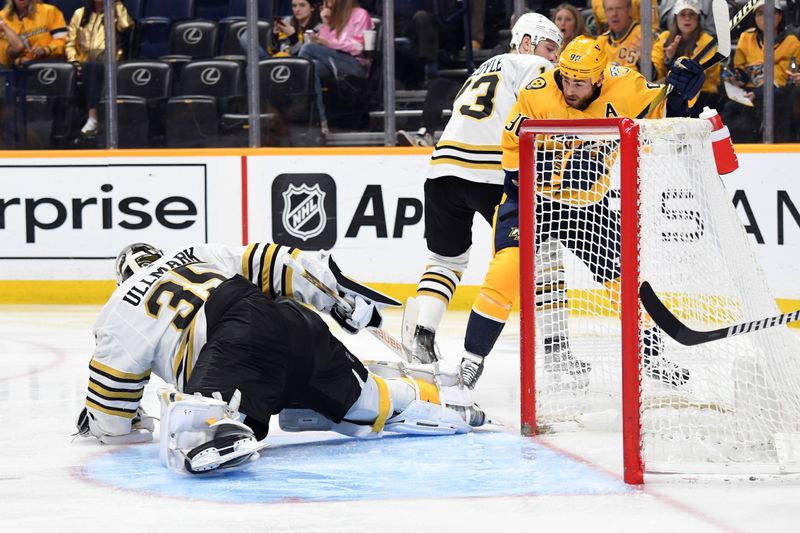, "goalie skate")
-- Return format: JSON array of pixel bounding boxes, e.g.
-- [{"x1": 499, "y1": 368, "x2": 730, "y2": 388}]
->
[{"x1": 184, "y1": 420, "x2": 269, "y2": 475}]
